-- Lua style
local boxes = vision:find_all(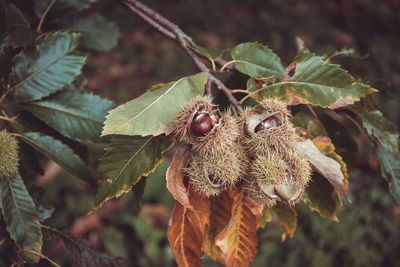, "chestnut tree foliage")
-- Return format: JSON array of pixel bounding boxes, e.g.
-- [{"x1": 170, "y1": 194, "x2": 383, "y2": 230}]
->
[{"x1": 0, "y1": 0, "x2": 399, "y2": 266}]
